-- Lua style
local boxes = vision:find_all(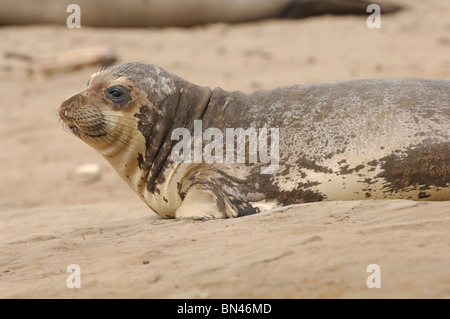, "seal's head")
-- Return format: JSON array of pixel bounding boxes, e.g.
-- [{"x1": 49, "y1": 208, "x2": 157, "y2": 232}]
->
[
  {"x1": 59, "y1": 63, "x2": 179, "y2": 155},
  {"x1": 58, "y1": 62, "x2": 212, "y2": 209}
]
